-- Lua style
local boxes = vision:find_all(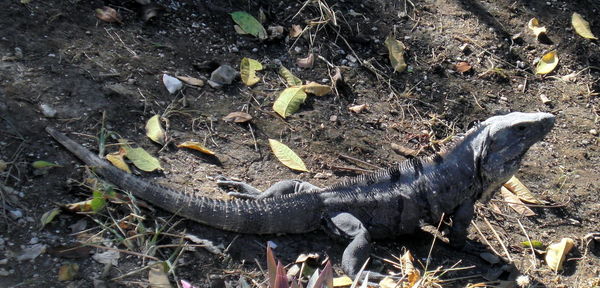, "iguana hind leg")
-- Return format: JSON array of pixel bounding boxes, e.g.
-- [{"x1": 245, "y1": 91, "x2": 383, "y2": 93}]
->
[
  {"x1": 323, "y1": 212, "x2": 371, "y2": 277},
  {"x1": 217, "y1": 177, "x2": 321, "y2": 200}
]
